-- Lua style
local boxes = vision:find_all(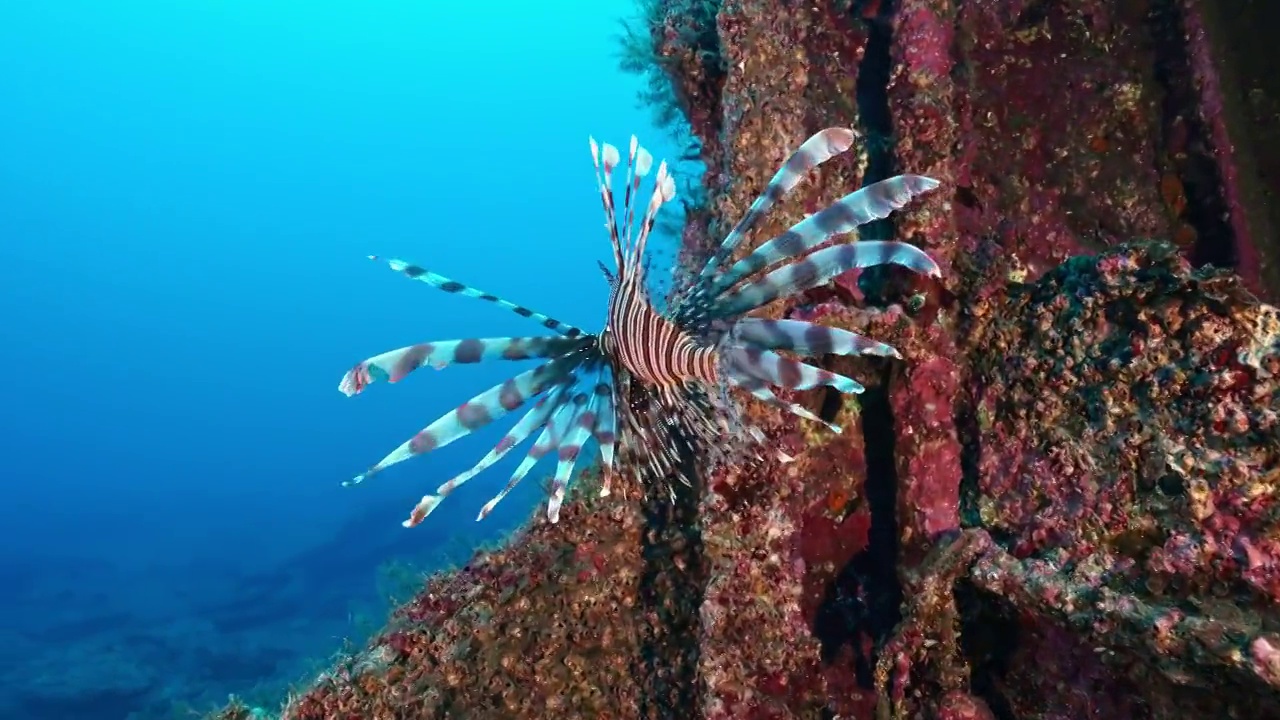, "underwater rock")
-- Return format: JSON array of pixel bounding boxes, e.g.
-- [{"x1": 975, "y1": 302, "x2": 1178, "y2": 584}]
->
[
  {"x1": 210, "y1": 0, "x2": 1280, "y2": 718},
  {"x1": 962, "y1": 240, "x2": 1280, "y2": 718}
]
